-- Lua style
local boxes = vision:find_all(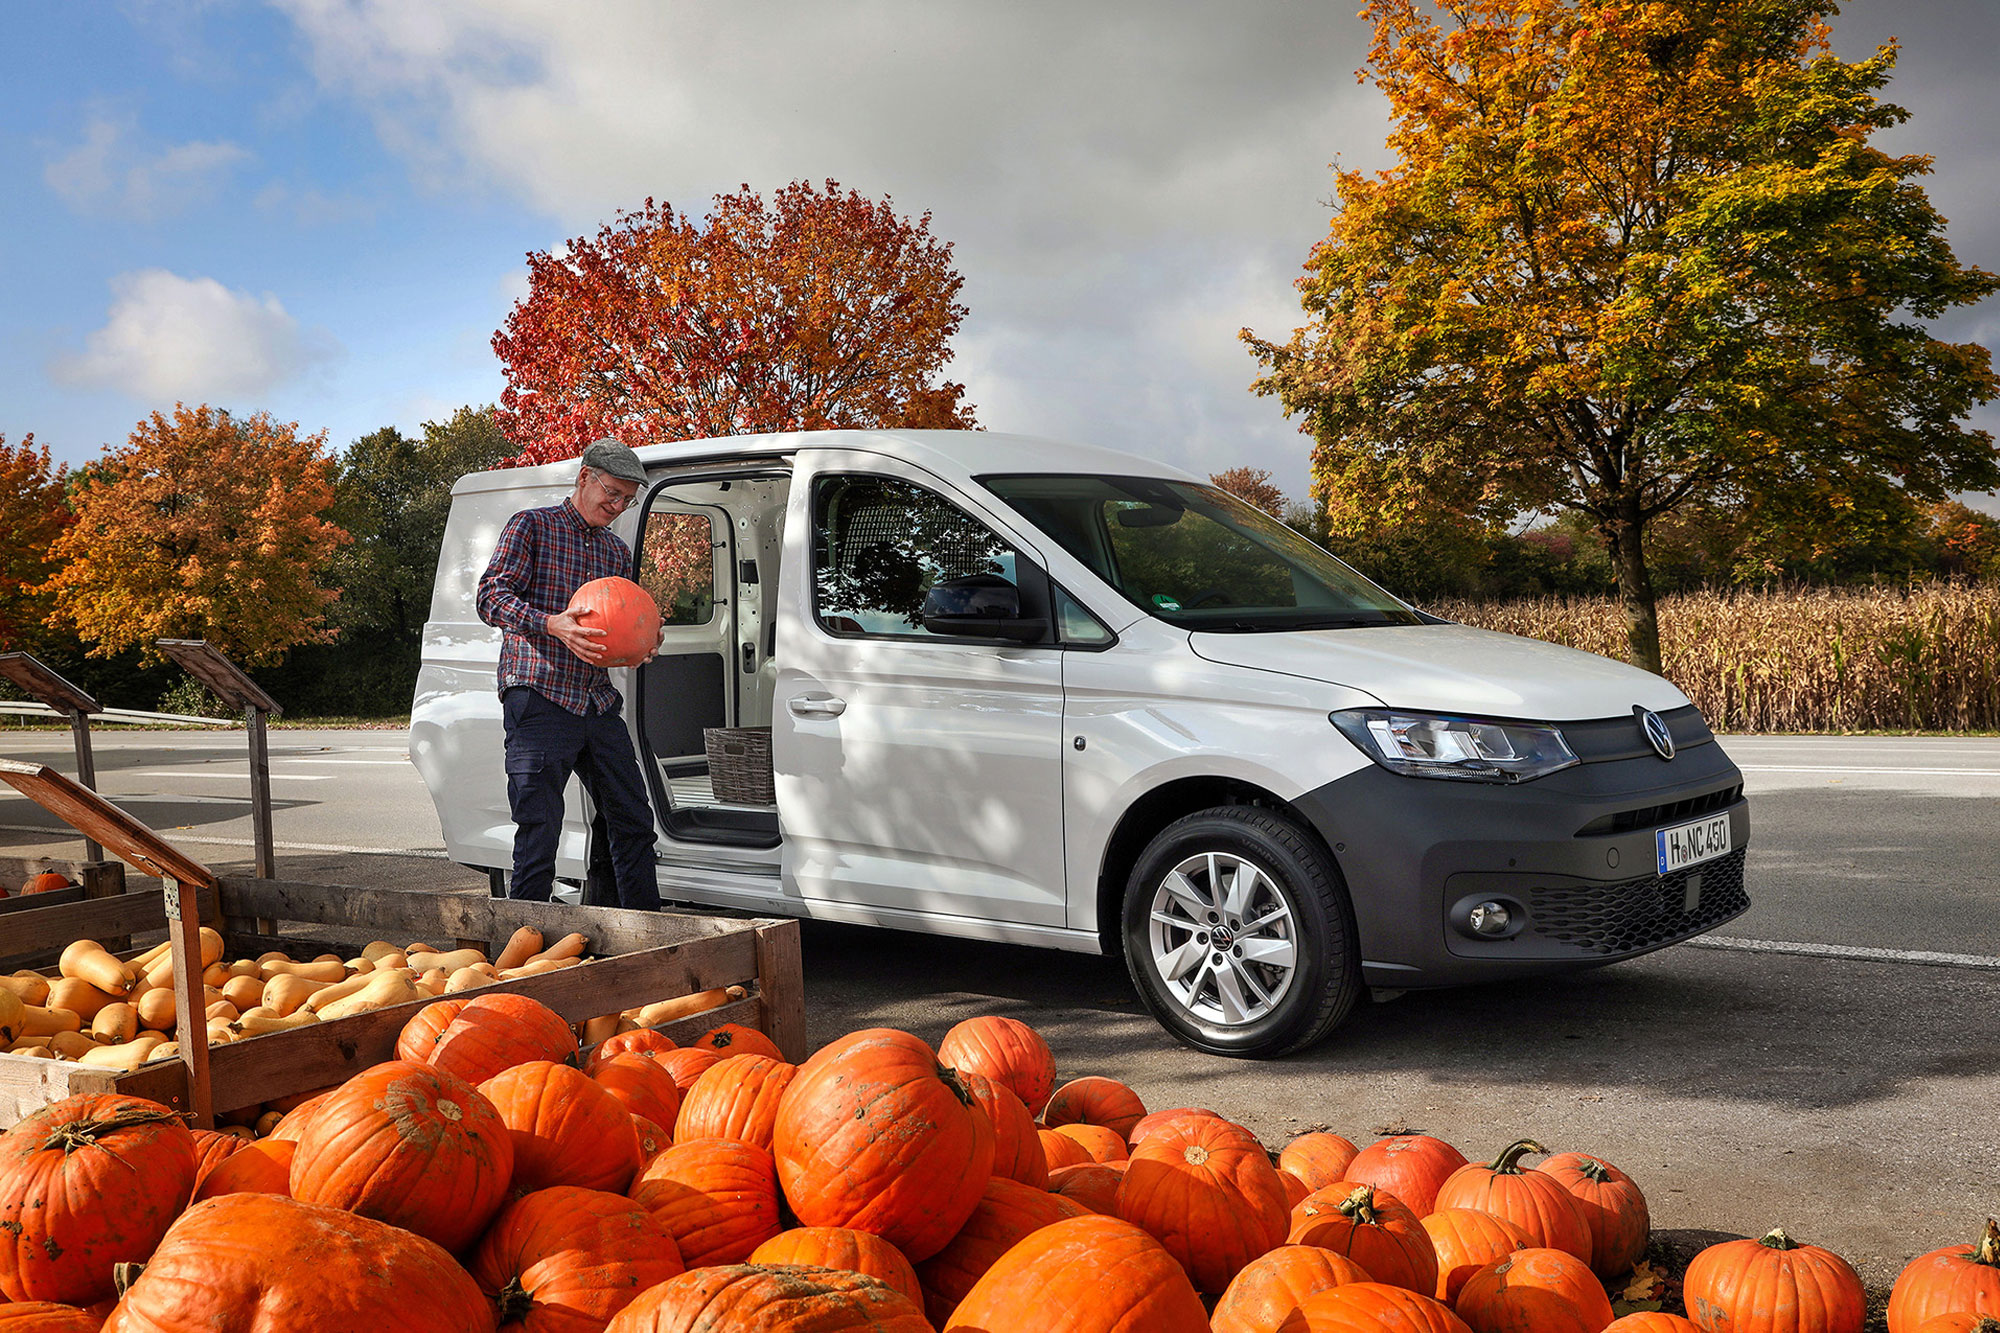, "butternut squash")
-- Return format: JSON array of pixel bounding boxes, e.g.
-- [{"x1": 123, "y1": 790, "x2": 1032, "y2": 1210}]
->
[
  {"x1": 217, "y1": 1125, "x2": 256, "y2": 1142},
  {"x1": 10, "y1": 1044, "x2": 54, "y2": 1059},
  {"x1": 90, "y1": 1002, "x2": 139, "y2": 1044},
  {"x1": 313, "y1": 971, "x2": 421, "y2": 1021},
  {"x1": 627, "y1": 985, "x2": 744, "y2": 1028},
  {"x1": 230, "y1": 1008, "x2": 319, "y2": 1036},
  {"x1": 615, "y1": 1016, "x2": 640, "y2": 1034},
  {"x1": 526, "y1": 933, "x2": 588, "y2": 965},
  {"x1": 227, "y1": 958, "x2": 262, "y2": 979},
  {"x1": 258, "y1": 958, "x2": 347, "y2": 984},
  {"x1": 344, "y1": 956, "x2": 376, "y2": 974},
  {"x1": 262, "y1": 973, "x2": 330, "y2": 1017},
  {"x1": 45, "y1": 977, "x2": 120, "y2": 1021},
  {"x1": 201, "y1": 961, "x2": 232, "y2": 989},
  {"x1": 221, "y1": 975, "x2": 265, "y2": 1010},
  {"x1": 206, "y1": 1023, "x2": 237, "y2": 1046},
  {"x1": 136, "y1": 987, "x2": 178, "y2": 1031},
  {"x1": 206, "y1": 999, "x2": 240, "y2": 1022},
  {"x1": 141, "y1": 928, "x2": 226, "y2": 986},
  {"x1": 0, "y1": 974, "x2": 51, "y2": 1006},
  {"x1": 403, "y1": 940, "x2": 437, "y2": 956},
  {"x1": 498, "y1": 956, "x2": 582, "y2": 980},
  {"x1": 130, "y1": 938, "x2": 175, "y2": 971},
  {"x1": 443, "y1": 967, "x2": 493, "y2": 994},
  {"x1": 407, "y1": 947, "x2": 486, "y2": 974},
  {"x1": 58, "y1": 940, "x2": 133, "y2": 996},
  {"x1": 78, "y1": 1034, "x2": 166, "y2": 1071},
  {"x1": 493, "y1": 926, "x2": 543, "y2": 970},
  {"x1": 581, "y1": 1013, "x2": 621, "y2": 1045},
  {"x1": 49, "y1": 1030, "x2": 99, "y2": 1059},
  {"x1": 360, "y1": 940, "x2": 402, "y2": 962},
  {"x1": 255, "y1": 1110, "x2": 285, "y2": 1137},
  {"x1": 147, "y1": 1041, "x2": 180, "y2": 1062},
  {"x1": 298, "y1": 972, "x2": 379, "y2": 1015}
]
